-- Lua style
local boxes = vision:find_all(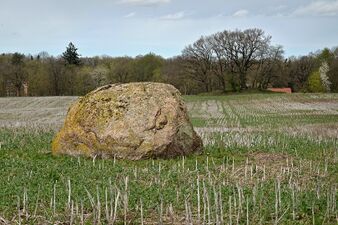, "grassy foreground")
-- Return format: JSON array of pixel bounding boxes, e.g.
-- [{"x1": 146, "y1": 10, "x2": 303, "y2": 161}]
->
[{"x1": 0, "y1": 93, "x2": 337, "y2": 224}]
